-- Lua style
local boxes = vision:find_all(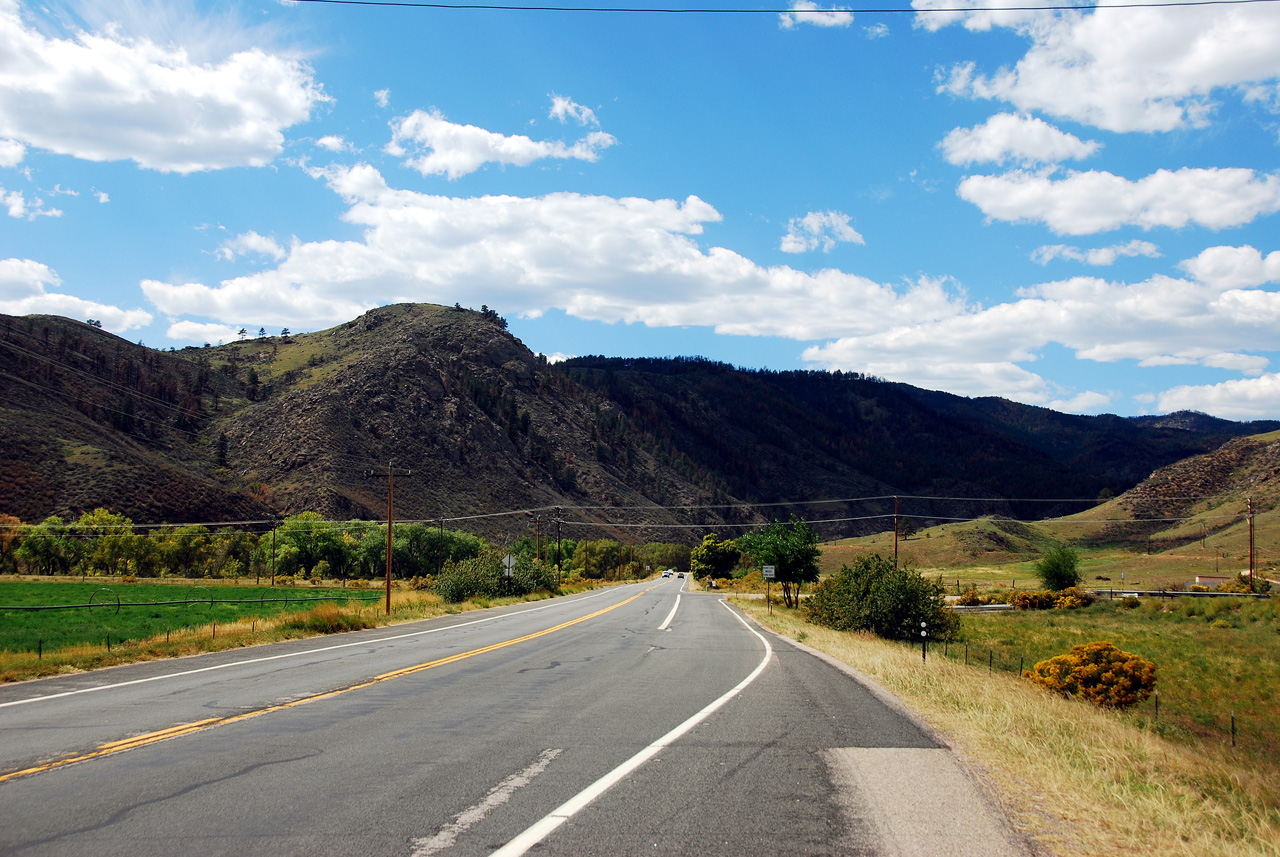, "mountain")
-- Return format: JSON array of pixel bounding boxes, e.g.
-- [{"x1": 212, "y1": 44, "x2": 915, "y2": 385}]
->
[{"x1": 3, "y1": 305, "x2": 1276, "y2": 542}]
